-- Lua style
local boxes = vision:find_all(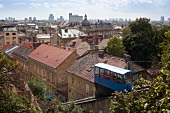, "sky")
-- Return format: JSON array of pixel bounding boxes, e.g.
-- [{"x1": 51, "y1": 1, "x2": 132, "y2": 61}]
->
[{"x1": 0, "y1": 0, "x2": 170, "y2": 21}]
